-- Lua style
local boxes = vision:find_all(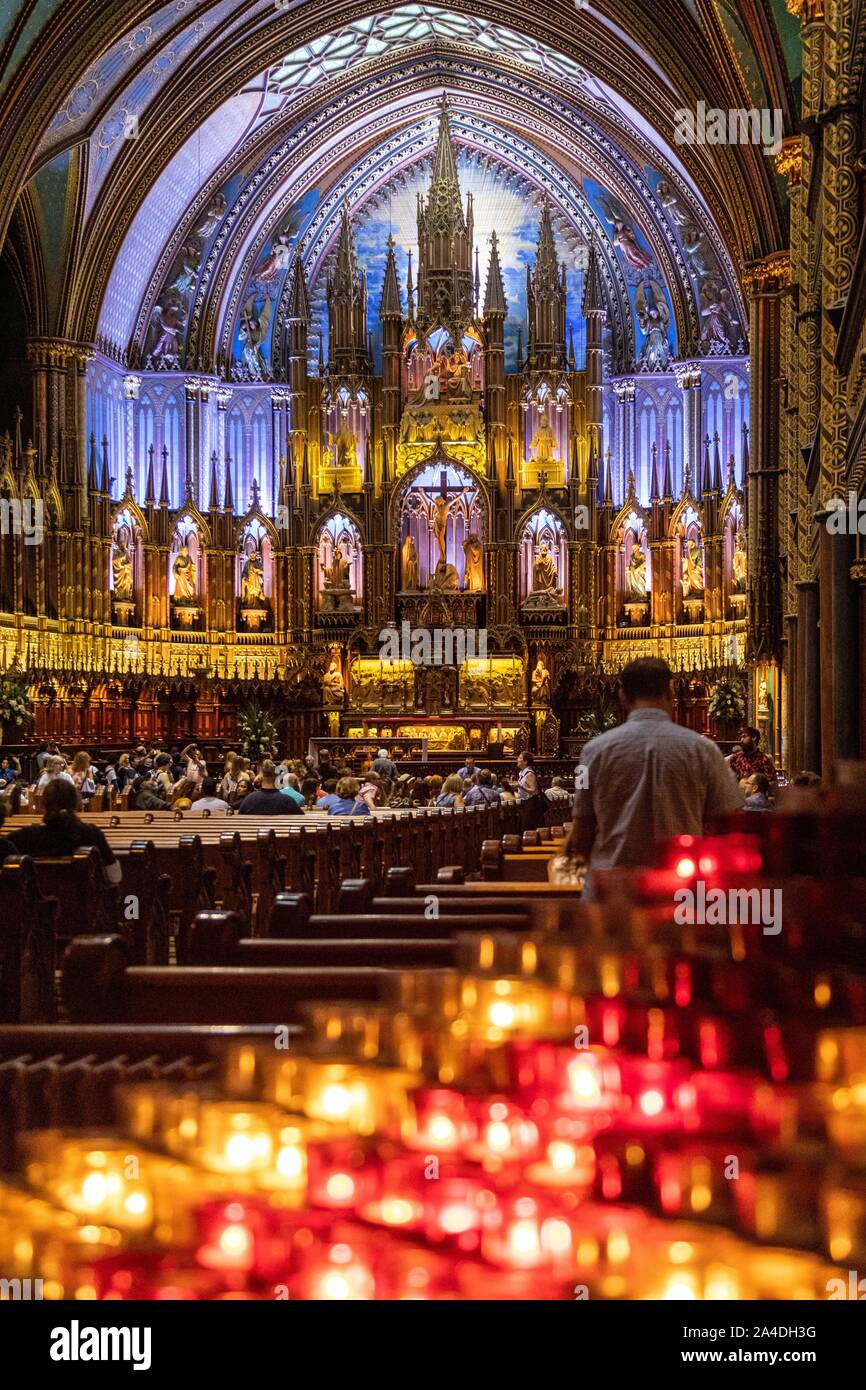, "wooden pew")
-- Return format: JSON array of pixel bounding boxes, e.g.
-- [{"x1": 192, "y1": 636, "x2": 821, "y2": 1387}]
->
[
  {"x1": 112, "y1": 841, "x2": 172, "y2": 965},
  {"x1": 62, "y1": 935, "x2": 391, "y2": 1024},
  {"x1": 182, "y1": 913, "x2": 457, "y2": 969},
  {"x1": 0, "y1": 856, "x2": 58, "y2": 1023}
]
